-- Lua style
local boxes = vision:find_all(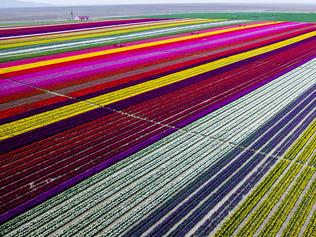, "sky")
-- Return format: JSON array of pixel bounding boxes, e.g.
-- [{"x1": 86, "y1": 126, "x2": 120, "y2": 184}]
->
[{"x1": 19, "y1": 0, "x2": 316, "y2": 5}]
